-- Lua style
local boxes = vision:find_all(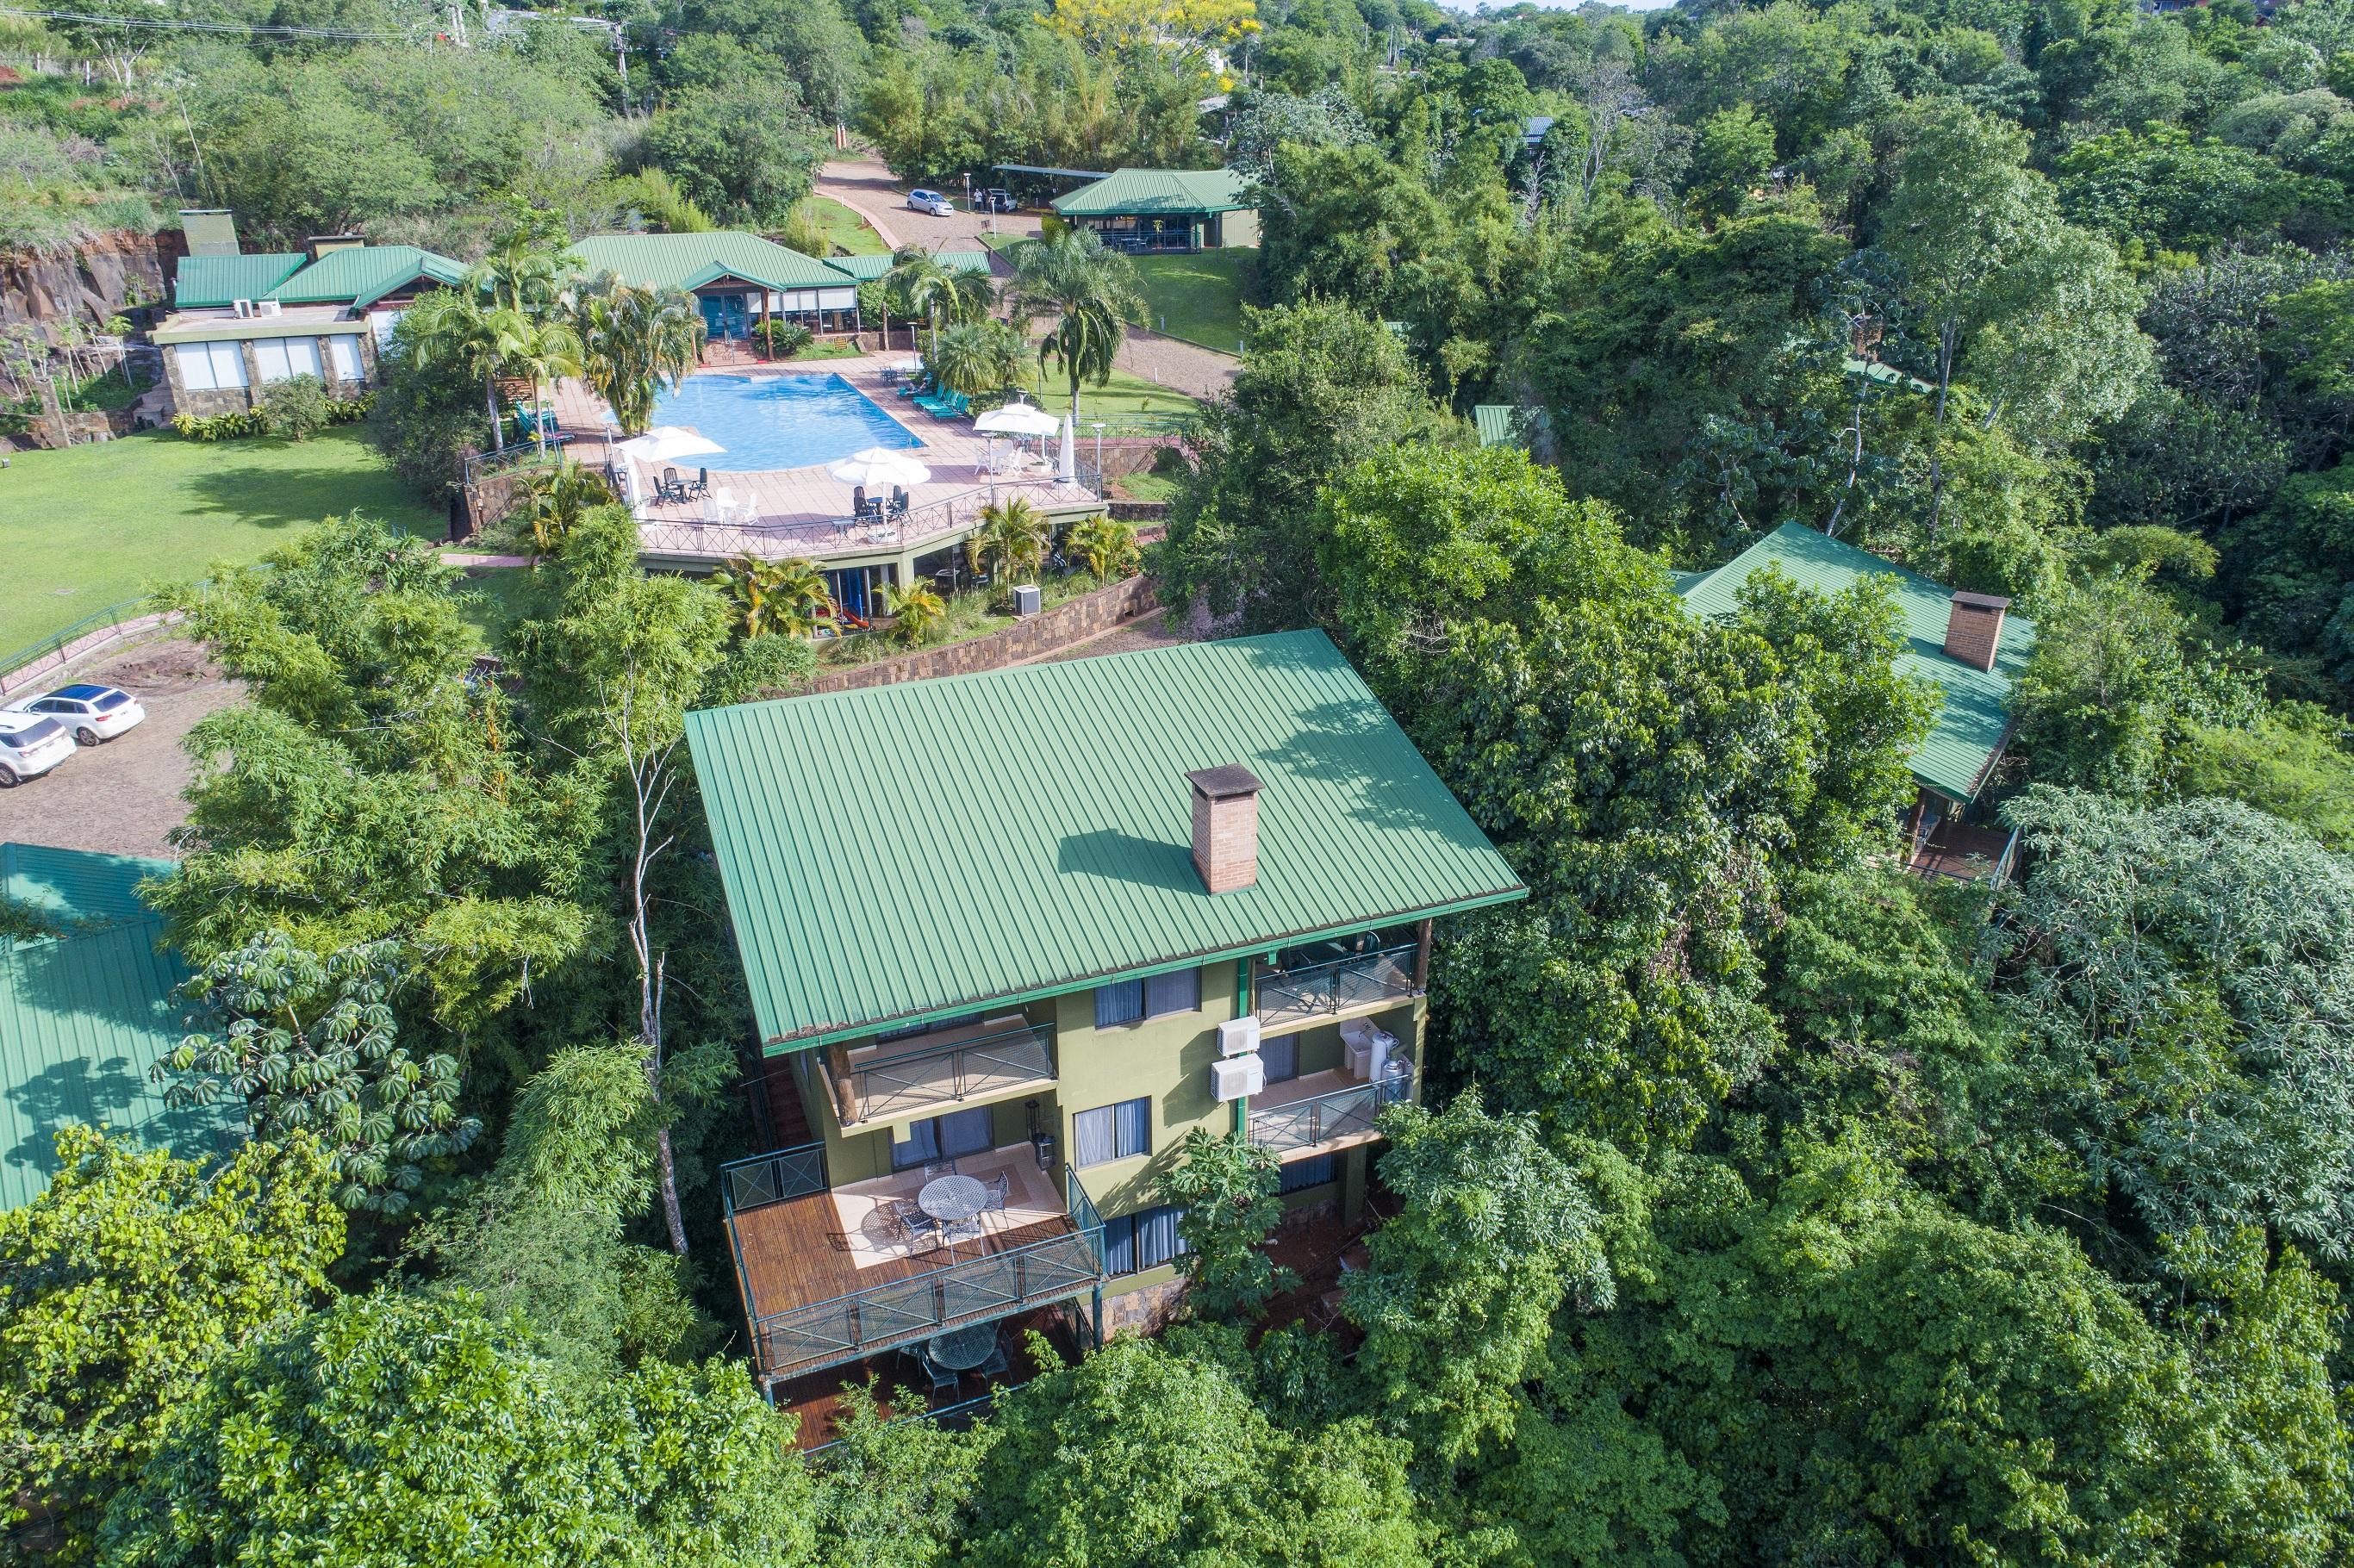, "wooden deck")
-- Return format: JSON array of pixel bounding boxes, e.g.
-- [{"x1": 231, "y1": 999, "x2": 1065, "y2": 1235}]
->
[
  {"x1": 728, "y1": 1144, "x2": 1099, "y2": 1379},
  {"x1": 1909, "y1": 819, "x2": 2018, "y2": 882}
]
